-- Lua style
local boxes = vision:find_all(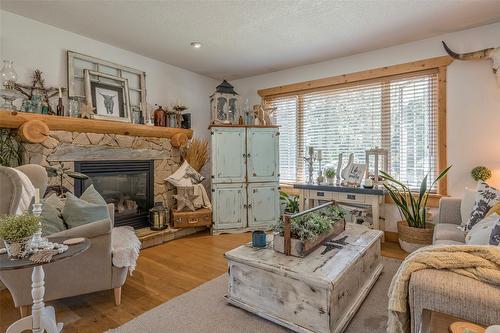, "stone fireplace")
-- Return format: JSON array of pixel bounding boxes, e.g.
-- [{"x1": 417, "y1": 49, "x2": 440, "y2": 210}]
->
[
  {"x1": 74, "y1": 160, "x2": 154, "y2": 229},
  {"x1": 21, "y1": 130, "x2": 181, "y2": 228}
]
